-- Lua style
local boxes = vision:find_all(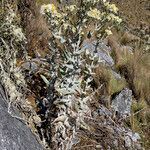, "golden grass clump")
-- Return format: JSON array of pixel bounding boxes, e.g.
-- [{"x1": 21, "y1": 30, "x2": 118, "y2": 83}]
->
[
  {"x1": 108, "y1": 33, "x2": 150, "y2": 149},
  {"x1": 93, "y1": 65, "x2": 126, "y2": 103},
  {"x1": 108, "y1": 33, "x2": 150, "y2": 103},
  {"x1": 117, "y1": 46, "x2": 150, "y2": 103},
  {"x1": 130, "y1": 100, "x2": 150, "y2": 149}
]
